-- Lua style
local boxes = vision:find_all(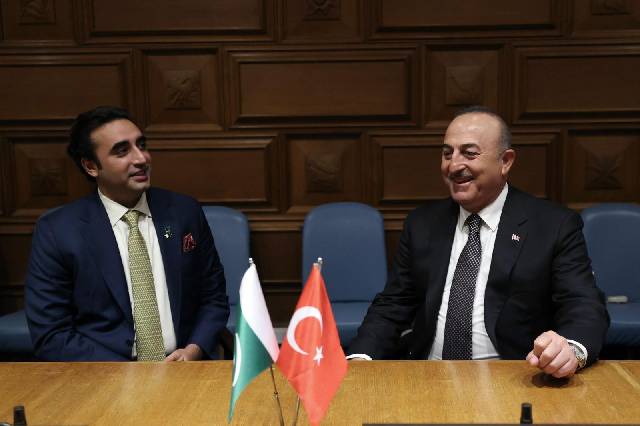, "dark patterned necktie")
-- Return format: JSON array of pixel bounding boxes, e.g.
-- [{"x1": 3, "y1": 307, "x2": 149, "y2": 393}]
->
[
  {"x1": 442, "y1": 213, "x2": 482, "y2": 360},
  {"x1": 123, "y1": 210, "x2": 165, "y2": 362}
]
